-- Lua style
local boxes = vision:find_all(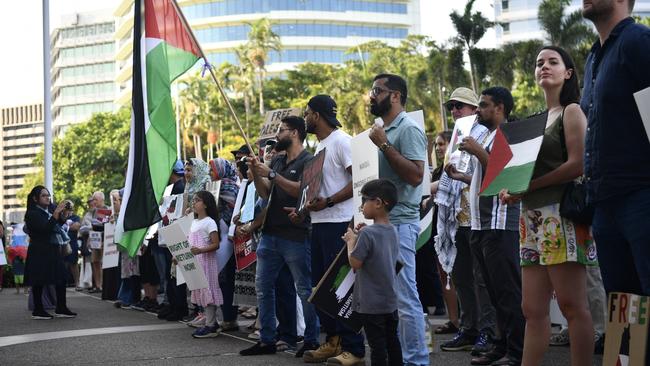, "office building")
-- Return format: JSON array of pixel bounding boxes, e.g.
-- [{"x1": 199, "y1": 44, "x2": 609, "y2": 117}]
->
[
  {"x1": 495, "y1": 0, "x2": 650, "y2": 44},
  {"x1": 113, "y1": 0, "x2": 421, "y2": 106},
  {"x1": 51, "y1": 10, "x2": 118, "y2": 134},
  {"x1": 0, "y1": 104, "x2": 44, "y2": 223}
]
